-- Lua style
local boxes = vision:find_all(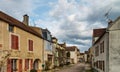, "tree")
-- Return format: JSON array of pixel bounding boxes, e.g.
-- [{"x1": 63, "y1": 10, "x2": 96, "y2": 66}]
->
[{"x1": 66, "y1": 51, "x2": 70, "y2": 58}]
